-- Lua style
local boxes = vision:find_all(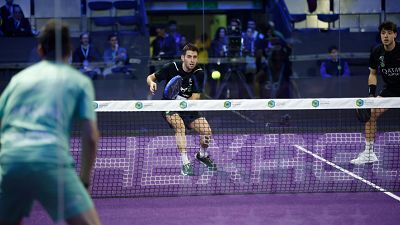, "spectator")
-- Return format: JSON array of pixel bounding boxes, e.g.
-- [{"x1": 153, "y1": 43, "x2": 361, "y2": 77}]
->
[
  {"x1": 210, "y1": 27, "x2": 228, "y2": 58},
  {"x1": 240, "y1": 27, "x2": 261, "y2": 89},
  {"x1": 320, "y1": 46, "x2": 350, "y2": 78},
  {"x1": 243, "y1": 19, "x2": 265, "y2": 56},
  {"x1": 246, "y1": 19, "x2": 265, "y2": 41},
  {"x1": 242, "y1": 28, "x2": 255, "y2": 56},
  {"x1": 176, "y1": 35, "x2": 188, "y2": 56},
  {"x1": 151, "y1": 24, "x2": 177, "y2": 59},
  {"x1": 0, "y1": 0, "x2": 21, "y2": 34},
  {"x1": 103, "y1": 33, "x2": 130, "y2": 77},
  {"x1": 244, "y1": 19, "x2": 267, "y2": 71},
  {"x1": 3, "y1": 4, "x2": 31, "y2": 36},
  {"x1": 168, "y1": 20, "x2": 182, "y2": 47},
  {"x1": 72, "y1": 32, "x2": 102, "y2": 79}
]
